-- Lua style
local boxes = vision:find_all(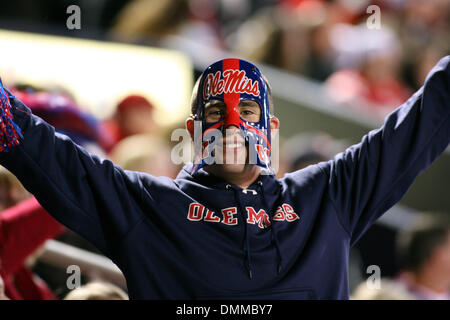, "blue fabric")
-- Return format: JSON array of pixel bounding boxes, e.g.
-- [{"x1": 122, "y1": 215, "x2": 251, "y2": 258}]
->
[{"x1": 0, "y1": 56, "x2": 448, "y2": 299}]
